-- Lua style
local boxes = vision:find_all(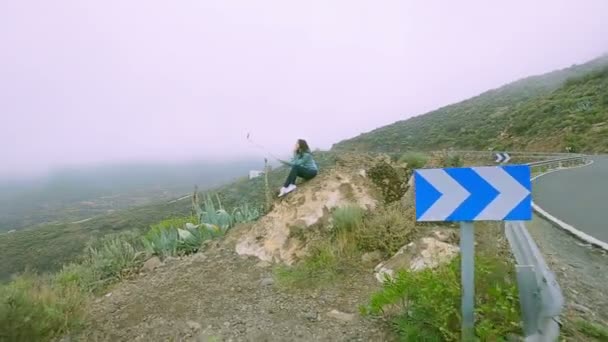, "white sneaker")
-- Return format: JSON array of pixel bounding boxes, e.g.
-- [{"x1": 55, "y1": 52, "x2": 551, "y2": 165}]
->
[
  {"x1": 278, "y1": 187, "x2": 288, "y2": 197},
  {"x1": 284, "y1": 184, "x2": 297, "y2": 194}
]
